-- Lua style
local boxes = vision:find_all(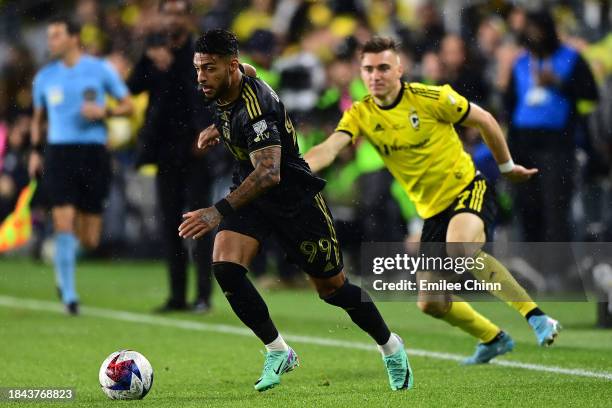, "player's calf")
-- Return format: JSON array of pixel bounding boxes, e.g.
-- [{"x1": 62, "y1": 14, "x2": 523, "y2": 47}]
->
[
  {"x1": 417, "y1": 300, "x2": 450, "y2": 318},
  {"x1": 318, "y1": 275, "x2": 413, "y2": 390},
  {"x1": 319, "y1": 277, "x2": 392, "y2": 345},
  {"x1": 212, "y1": 261, "x2": 279, "y2": 343}
]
